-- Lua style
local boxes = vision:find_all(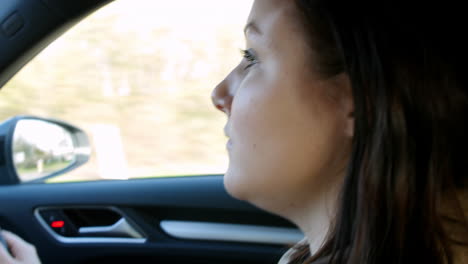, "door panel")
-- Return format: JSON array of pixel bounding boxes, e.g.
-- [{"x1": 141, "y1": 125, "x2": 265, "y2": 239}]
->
[{"x1": 0, "y1": 176, "x2": 300, "y2": 263}]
